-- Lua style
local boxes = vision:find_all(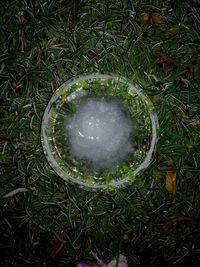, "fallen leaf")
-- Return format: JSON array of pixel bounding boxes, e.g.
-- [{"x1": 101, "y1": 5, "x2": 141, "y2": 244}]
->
[
  {"x1": 156, "y1": 57, "x2": 172, "y2": 74},
  {"x1": 152, "y1": 13, "x2": 163, "y2": 24},
  {"x1": 123, "y1": 233, "x2": 129, "y2": 240},
  {"x1": 55, "y1": 88, "x2": 63, "y2": 97},
  {"x1": 165, "y1": 171, "x2": 177, "y2": 198},
  {"x1": 178, "y1": 114, "x2": 191, "y2": 121},
  {"x1": 140, "y1": 13, "x2": 150, "y2": 25},
  {"x1": 47, "y1": 37, "x2": 58, "y2": 48},
  {"x1": 16, "y1": 11, "x2": 26, "y2": 24},
  {"x1": 156, "y1": 153, "x2": 167, "y2": 163},
  {"x1": 177, "y1": 114, "x2": 199, "y2": 125},
  {"x1": 49, "y1": 231, "x2": 67, "y2": 259},
  {"x1": 132, "y1": 232, "x2": 141, "y2": 239},
  {"x1": 55, "y1": 182, "x2": 65, "y2": 193},
  {"x1": 61, "y1": 95, "x2": 66, "y2": 104},
  {"x1": 162, "y1": 216, "x2": 193, "y2": 235}
]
